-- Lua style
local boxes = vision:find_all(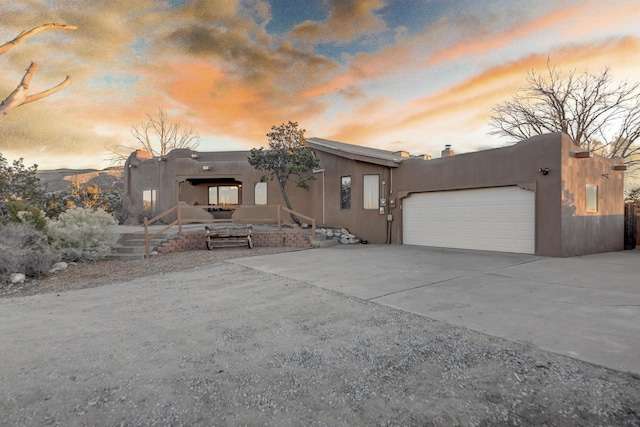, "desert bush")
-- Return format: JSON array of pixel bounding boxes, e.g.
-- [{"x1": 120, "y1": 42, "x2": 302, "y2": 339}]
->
[
  {"x1": 0, "y1": 153, "x2": 46, "y2": 216},
  {"x1": 4, "y1": 201, "x2": 47, "y2": 230},
  {"x1": 43, "y1": 186, "x2": 125, "y2": 223},
  {"x1": 104, "y1": 189, "x2": 127, "y2": 224},
  {"x1": 0, "y1": 223, "x2": 59, "y2": 285},
  {"x1": 46, "y1": 207, "x2": 119, "y2": 262},
  {"x1": 20, "y1": 250, "x2": 59, "y2": 278},
  {"x1": 42, "y1": 192, "x2": 68, "y2": 219},
  {"x1": 0, "y1": 221, "x2": 50, "y2": 250},
  {"x1": 0, "y1": 245, "x2": 19, "y2": 285}
]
